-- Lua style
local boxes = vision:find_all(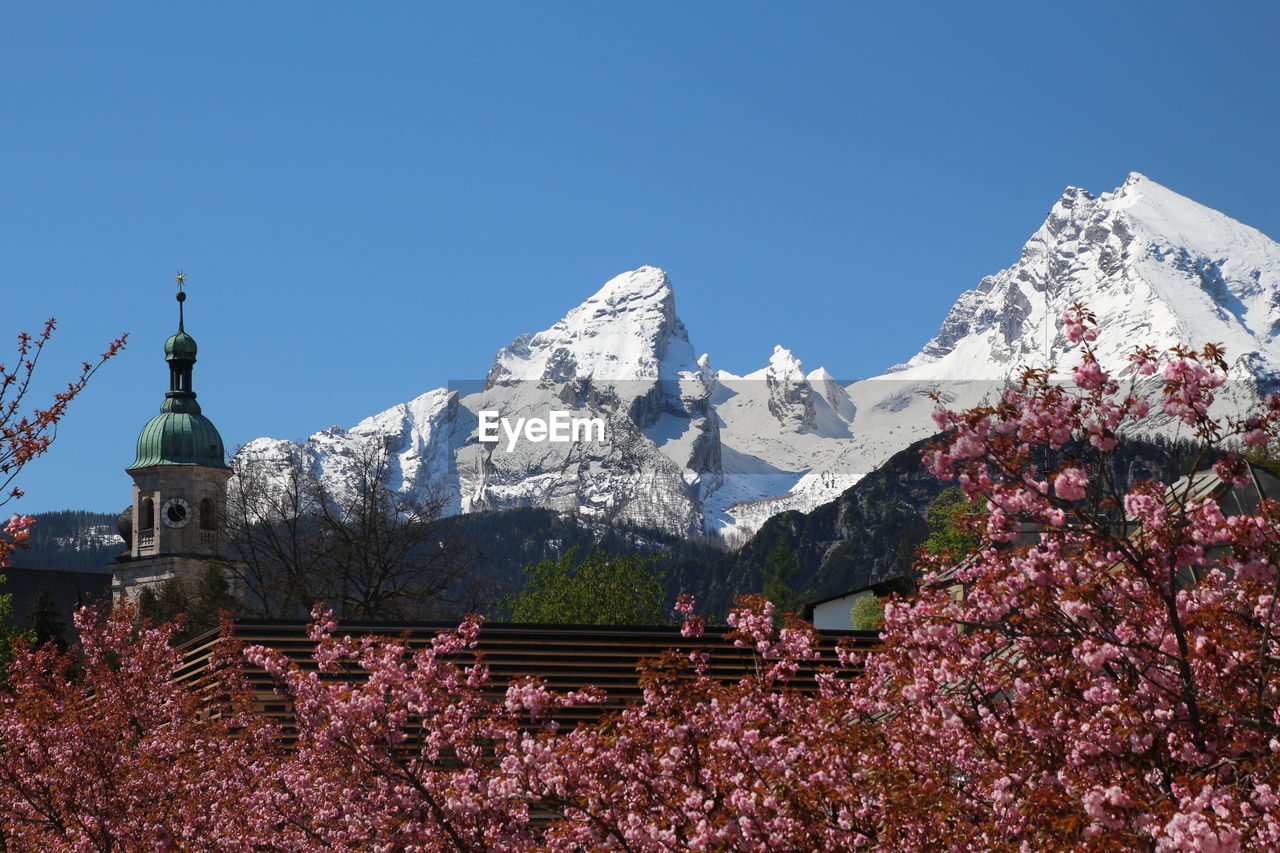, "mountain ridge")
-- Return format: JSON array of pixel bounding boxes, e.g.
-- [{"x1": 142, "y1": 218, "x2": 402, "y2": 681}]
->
[{"x1": 239, "y1": 174, "x2": 1280, "y2": 540}]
